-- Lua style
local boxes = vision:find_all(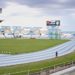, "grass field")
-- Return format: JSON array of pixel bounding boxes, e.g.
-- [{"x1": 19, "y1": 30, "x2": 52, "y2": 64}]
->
[
  {"x1": 0, "y1": 39, "x2": 68, "y2": 54},
  {"x1": 0, "y1": 51, "x2": 75, "y2": 75}
]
